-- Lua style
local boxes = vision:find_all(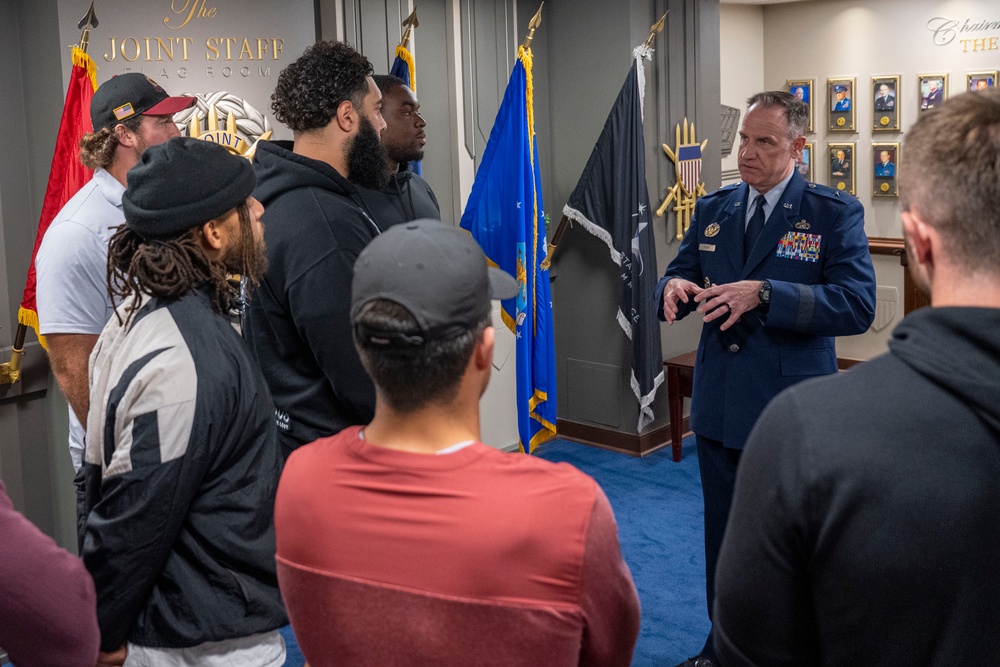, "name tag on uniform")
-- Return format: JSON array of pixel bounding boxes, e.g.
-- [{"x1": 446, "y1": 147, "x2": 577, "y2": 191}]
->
[
  {"x1": 776, "y1": 232, "x2": 822, "y2": 262},
  {"x1": 698, "y1": 243, "x2": 716, "y2": 252}
]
